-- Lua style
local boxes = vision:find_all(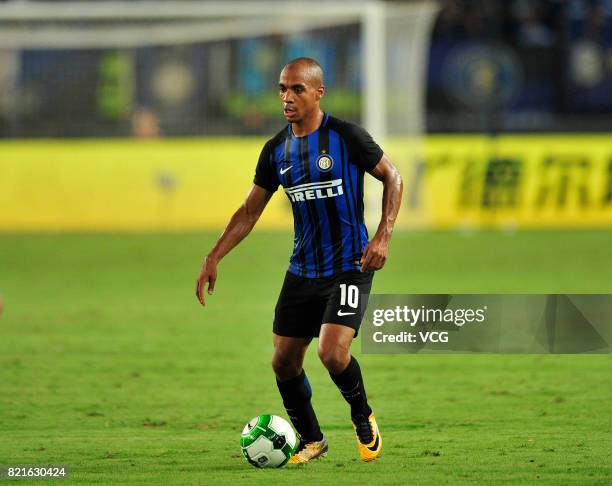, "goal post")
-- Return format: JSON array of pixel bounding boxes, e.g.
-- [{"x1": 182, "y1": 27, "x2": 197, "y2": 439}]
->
[{"x1": 359, "y1": 1, "x2": 440, "y2": 227}]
